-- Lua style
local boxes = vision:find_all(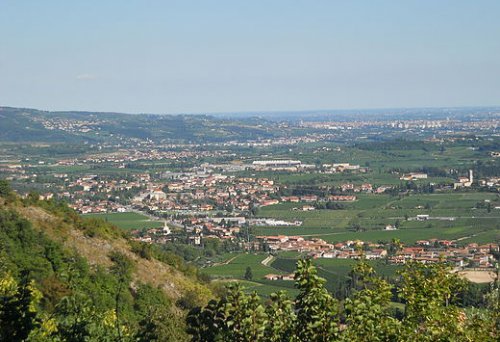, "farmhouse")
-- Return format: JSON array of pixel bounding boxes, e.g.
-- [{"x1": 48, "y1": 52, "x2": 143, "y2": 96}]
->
[{"x1": 454, "y1": 169, "x2": 474, "y2": 189}]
